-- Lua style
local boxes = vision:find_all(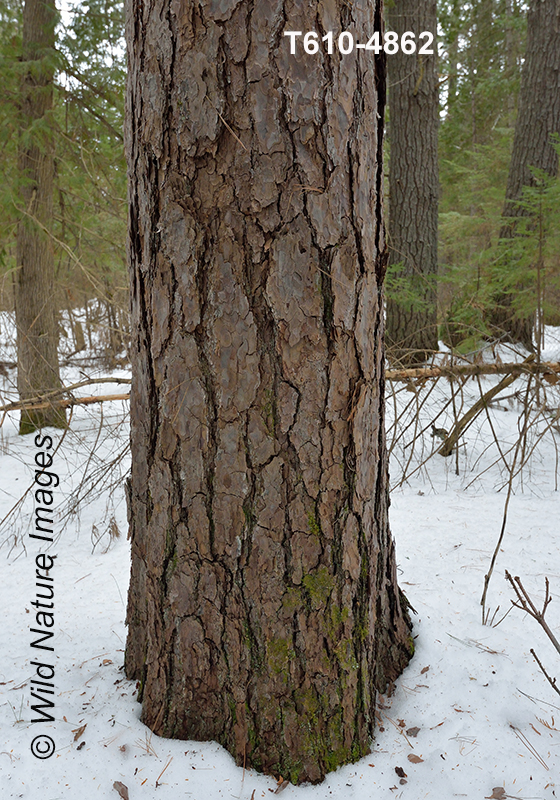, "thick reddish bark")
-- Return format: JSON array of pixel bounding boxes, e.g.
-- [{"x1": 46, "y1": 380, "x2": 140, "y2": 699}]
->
[{"x1": 124, "y1": 0, "x2": 413, "y2": 784}]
